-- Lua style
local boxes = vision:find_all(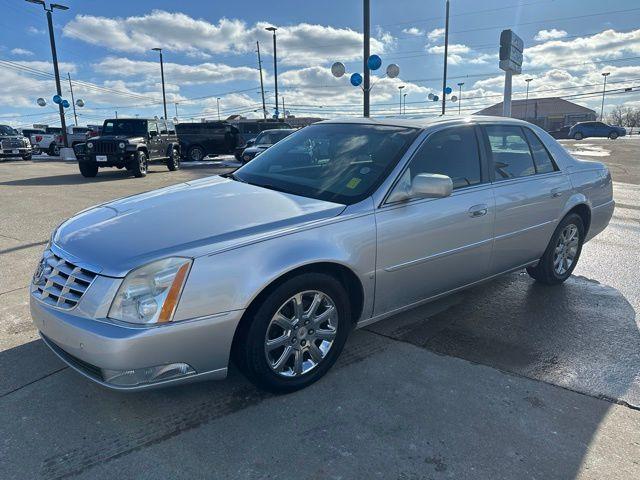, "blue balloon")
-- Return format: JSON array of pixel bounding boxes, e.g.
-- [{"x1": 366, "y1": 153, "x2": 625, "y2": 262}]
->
[
  {"x1": 444, "y1": 86, "x2": 452, "y2": 94},
  {"x1": 62, "y1": 100, "x2": 70, "y2": 108},
  {"x1": 367, "y1": 54, "x2": 382, "y2": 71},
  {"x1": 53, "y1": 94, "x2": 62, "y2": 105},
  {"x1": 350, "y1": 72, "x2": 363, "y2": 87},
  {"x1": 433, "y1": 95, "x2": 439, "y2": 102}
]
